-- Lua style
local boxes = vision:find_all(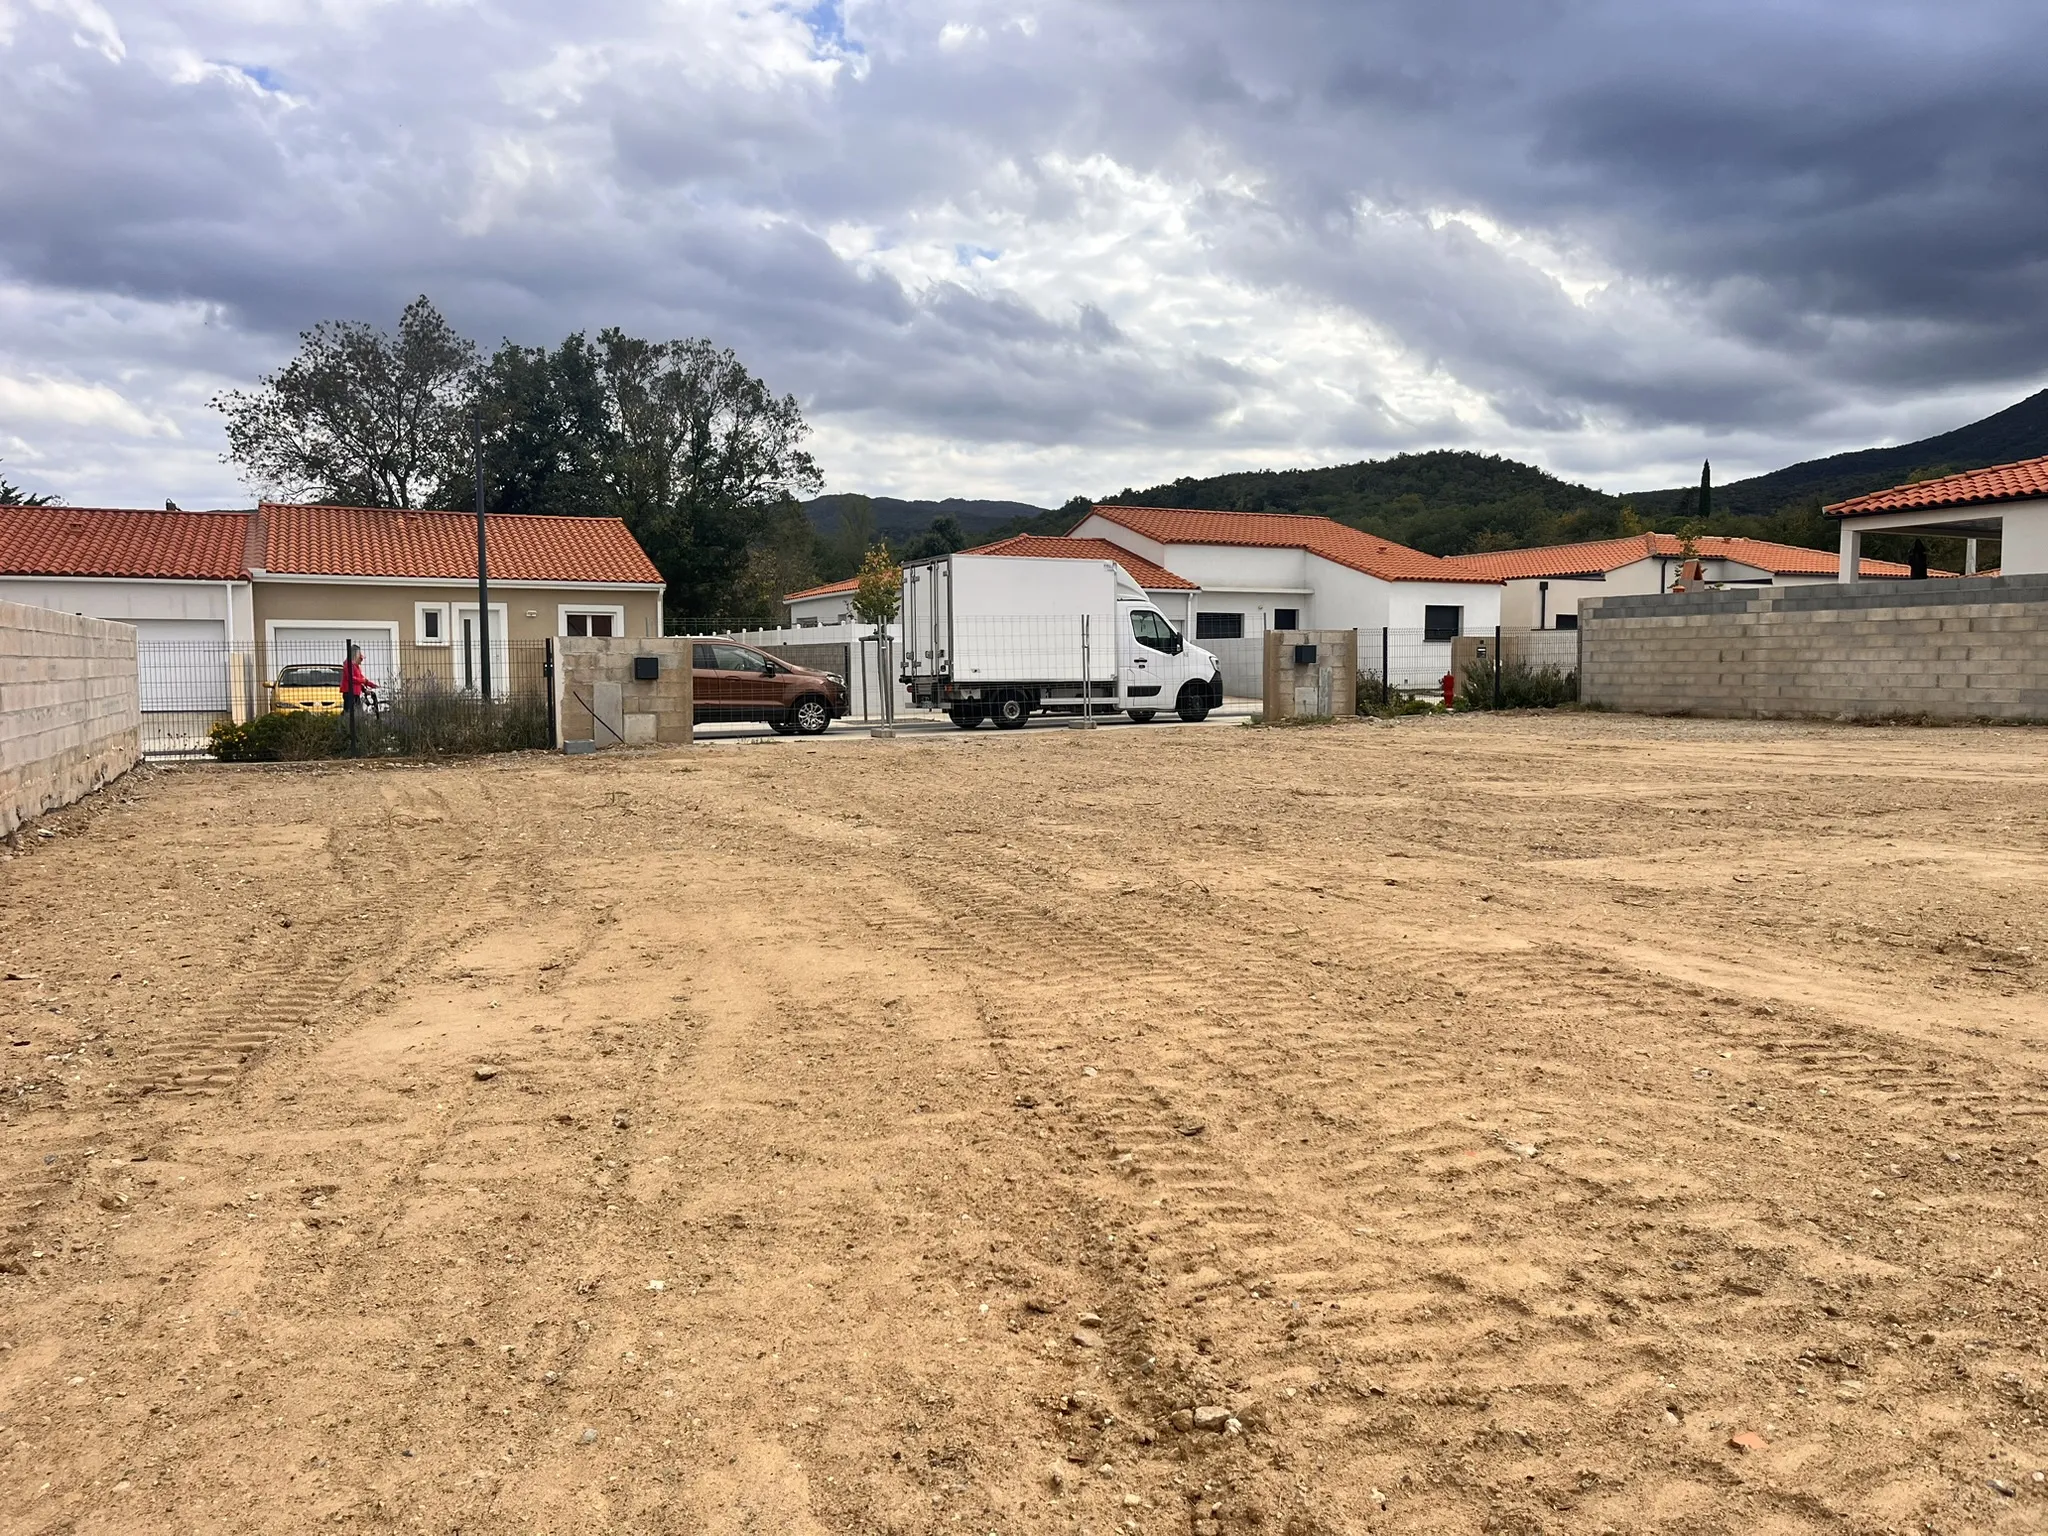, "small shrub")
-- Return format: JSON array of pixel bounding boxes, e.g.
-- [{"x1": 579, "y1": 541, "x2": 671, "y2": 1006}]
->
[
  {"x1": 207, "y1": 710, "x2": 345, "y2": 762},
  {"x1": 1456, "y1": 659, "x2": 1578, "y2": 711},
  {"x1": 1357, "y1": 671, "x2": 1441, "y2": 716}
]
